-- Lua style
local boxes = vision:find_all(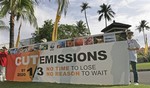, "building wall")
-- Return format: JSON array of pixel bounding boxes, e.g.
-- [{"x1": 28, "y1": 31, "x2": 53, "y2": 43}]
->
[{"x1": 0, "y1": 38, "x2": 35, "y2": 49}]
